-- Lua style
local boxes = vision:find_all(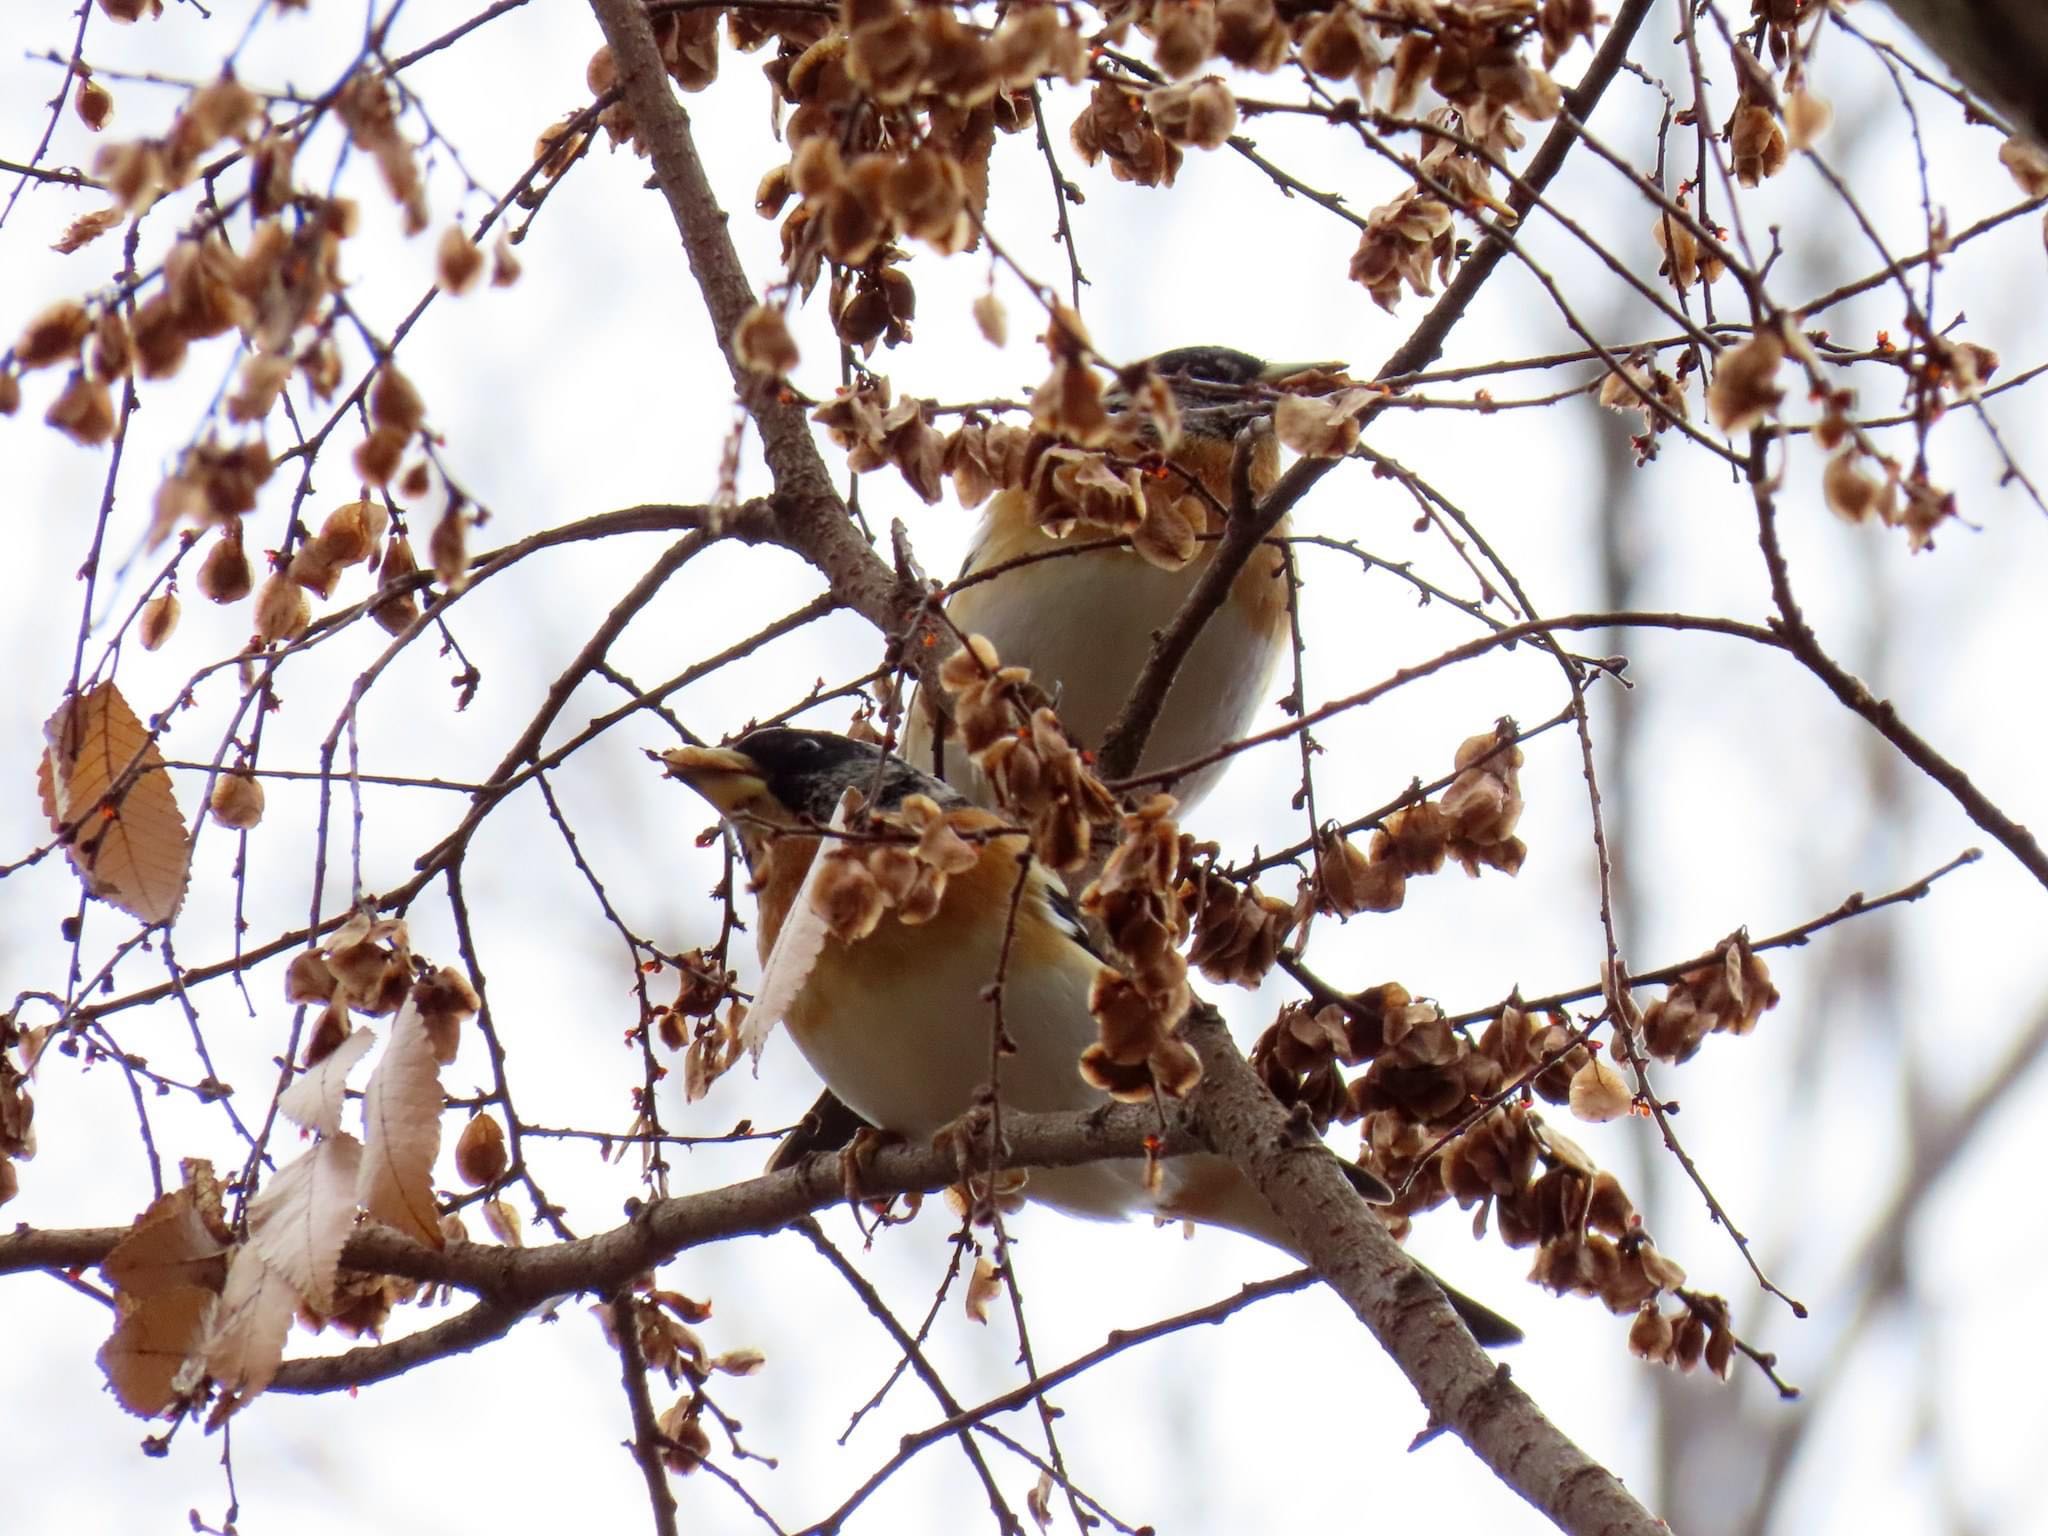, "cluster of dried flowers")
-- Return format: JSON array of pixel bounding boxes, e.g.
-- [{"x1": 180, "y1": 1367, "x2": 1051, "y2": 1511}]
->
[
  {"x1": 285, "y1": 913, "x2": 477, "y2": 1070},
  {"x1": 1305, "y1": 726, "x2": 1528, "y2": 921},
  {"x1": 592, "y1": 1289, "x2": 765, "y2": 1475},
  {"x1": 926, "y1": 634, "x2": 1203, "y2": 1101},
  {"x1": 805, "y1": 790, "x2": 987, "y2": 941},
  {"x1": 659, "y1": 949, "x2": 748, "y2": 1105},
  {"x1": 0, "y1": 1020, "x2": 34, "y2": 1207},
  {"x1": 1243, "y1": 927, "x2": 1778, "y2": 1373},
  {"x1": 3, "y1": 41, "x2": 516, "y2": 707},
  {"x1": 816, "y1": 312, "x2": 1347, "y2": 565},
  {"x1": 1079, "y1": 796, "x2": 1202, "y2": 1100},
  {"x1": 934, "y1": 633, "x2": 1119, "y2": 871}
]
